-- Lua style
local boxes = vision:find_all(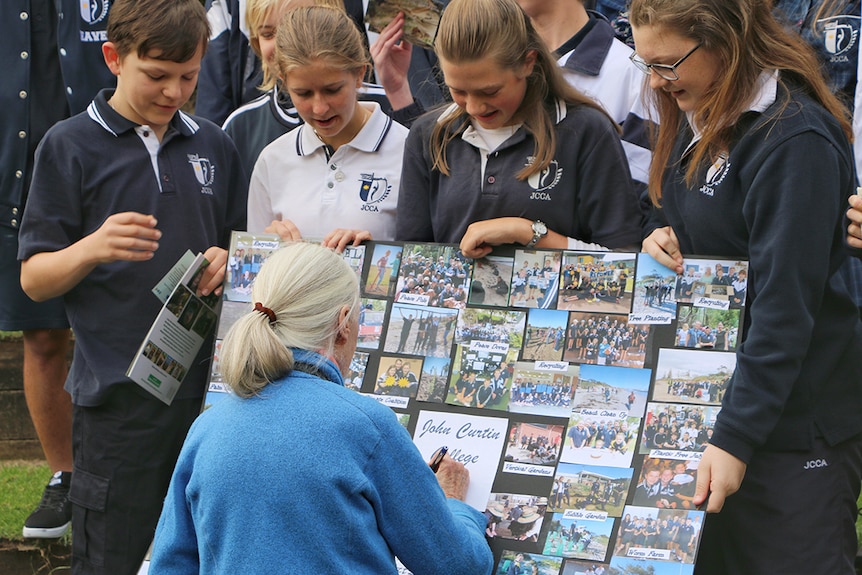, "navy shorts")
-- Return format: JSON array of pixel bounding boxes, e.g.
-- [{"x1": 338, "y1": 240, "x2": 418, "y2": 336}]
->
[
  {"x1": 695, "y1": 434, "x2": 862, "y2": 575},
  {"x1": 70, "y1": 384, "x2": 201, "y2": 575},
  {"x1": 0, "y1": 230, "x2": 68, "y2": 331}
]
